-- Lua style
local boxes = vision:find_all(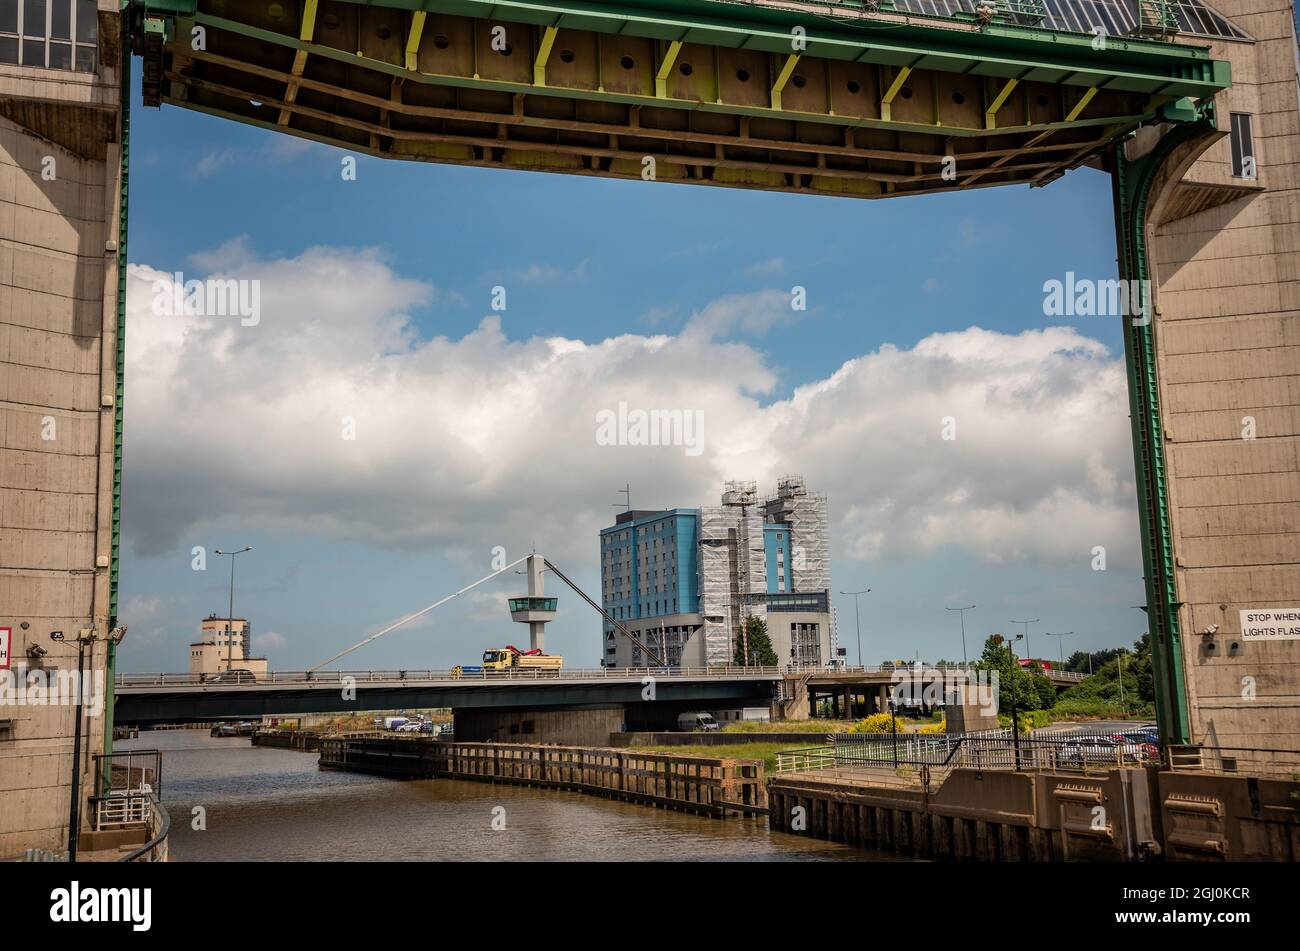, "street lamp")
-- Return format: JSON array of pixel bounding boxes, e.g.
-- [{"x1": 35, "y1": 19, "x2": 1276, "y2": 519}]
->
[
  {"x1": 1010, "y1": 618, "x2": 1040, "y2": 663},
  {"x1": 838, "y1": 588, "x2": 871, "y2": 668},
  {"x1": 215, "y1": 546, "x2": 253, "y2": 671},
  {"x1": 1009, "y1": 633, "x2": 1025, "y2": 770},
  {"x1": 1045, "y1": 630, "x2": 1074, "y2": 667},
  {"x1": 946, "y1": 604, "x2": 976, "y2": 664}
]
